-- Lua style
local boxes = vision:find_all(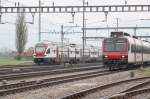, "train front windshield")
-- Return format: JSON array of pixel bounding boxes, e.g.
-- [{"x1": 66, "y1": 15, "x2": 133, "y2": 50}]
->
[
  {"x1": 35, "y1": 44, "x2": 46, "y2": 53},
  {"x1": 104, "y1": 38, "x2": 127, "y2": 52}
]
